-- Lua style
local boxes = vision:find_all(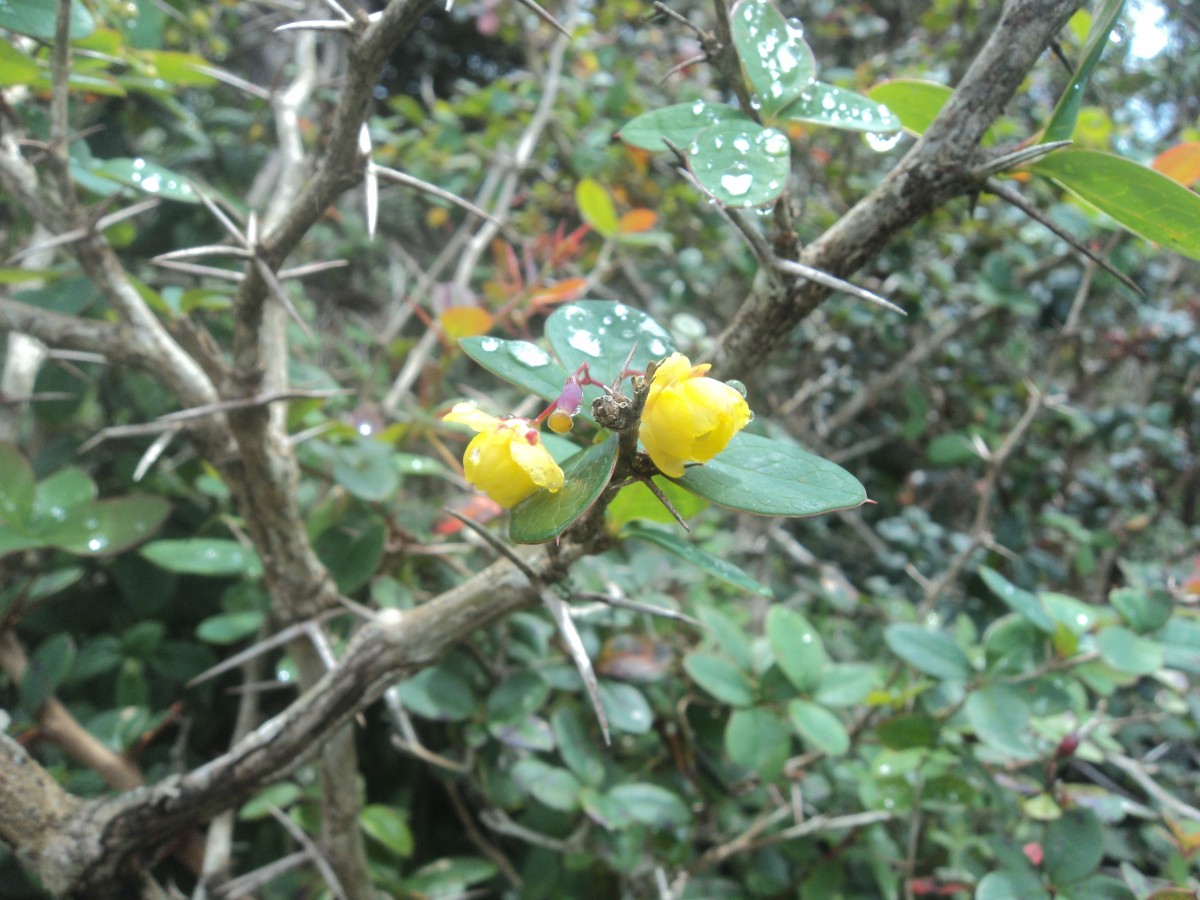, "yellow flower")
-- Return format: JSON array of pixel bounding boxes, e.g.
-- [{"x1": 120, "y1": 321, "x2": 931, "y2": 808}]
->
[
  {"x1": 444, "y1": 402, "x2": 564, "y2": 508},
  {"x1": 639, "y1": 353, "x2": 751, "y2": 478}
]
